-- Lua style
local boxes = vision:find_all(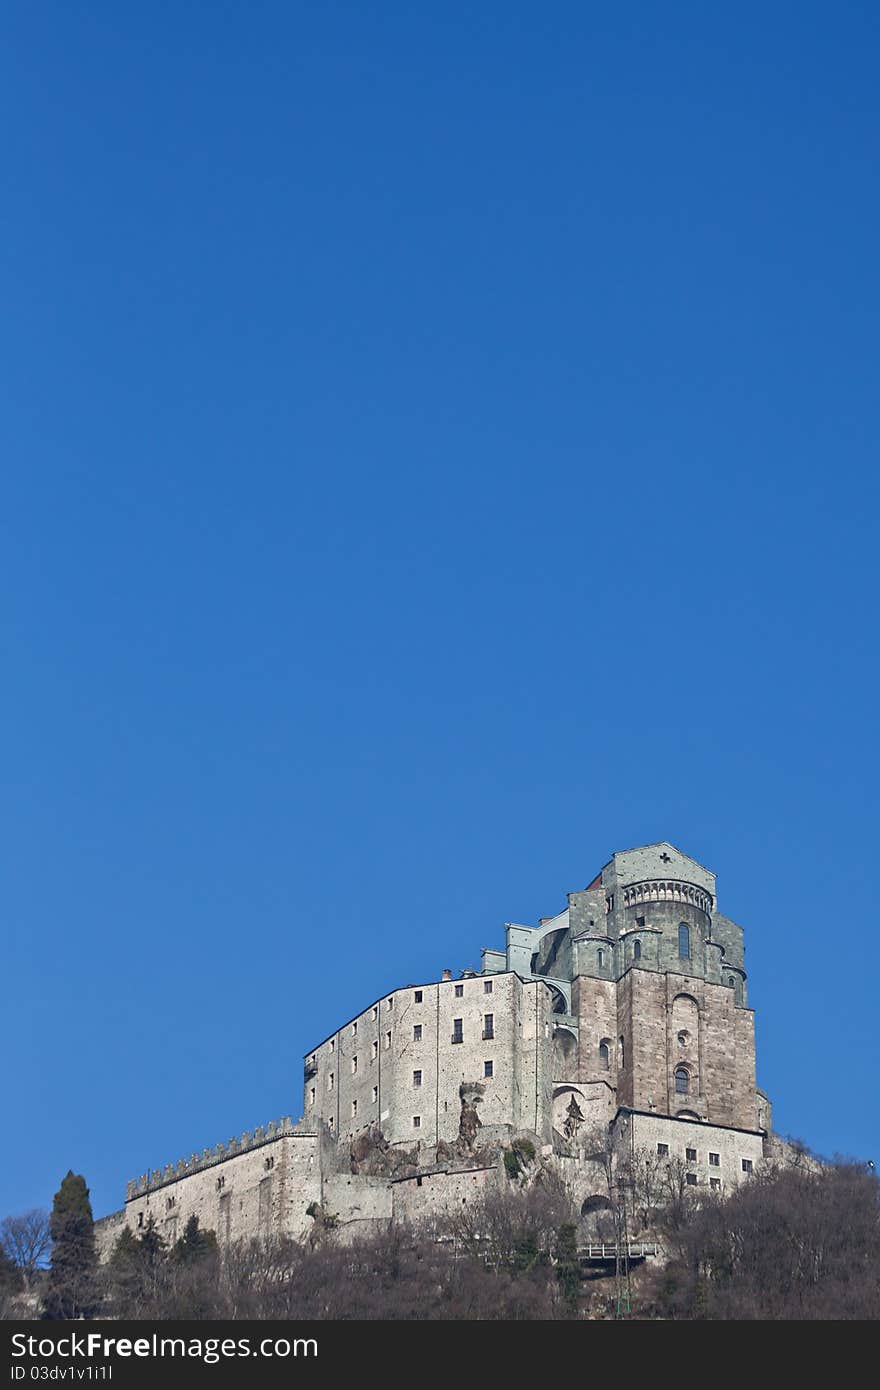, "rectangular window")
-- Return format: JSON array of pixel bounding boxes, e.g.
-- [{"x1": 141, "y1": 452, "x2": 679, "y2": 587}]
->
[
  {"x1": 686, "y1": 1173, "x2": 697, "y2": 1186},
  {"x1": 328, "y1": 1072, "x2": 335, "y2": 1091},
  {"x1": 371, "y1": 1040, "x2": 378, "y2": 1060},
  {"x1": 657, "y1": 1143, "x2": 669, "y2": 1157},
  {"x1": 413, "y1": 1115, "x2": 421, "y2": 1129},
  {"x1": 709, "y1": 1152, "x2": 720, "y2": 1167},
  {"x1": 686, "y1": 1148, "x2": 697, "y2": 1162},
  {"x1": 352, "y1": 1021, "x2": 358, "y2": 1035},
  {"x1": 484, "y1": 1060, "x2": 493, "y2": 1078},
  {"x1": 414, "y1": 990, "x2": 423, "y2": 1003},
  {"x1": 372, "y1": 1086, "x2": 378, "y2": 1103},
  {"x1": 372, "y1": 1006, "x2": 378, "y2": 1021},
  {"x1": 484, "y1": 979, "x2": 493, "y2": 994},
  {"x1": 710, "y1": 1177, "x2": 721, "y2": 1190},
  {"x1": 351, "y1": 1056, "x2": 358, "y2": 1074},
  {"x1": 451, "y1": 1019, "x2": 463, "y2": 1044},
  {"x1": 413, "y1": 1024, "x2": 422, "y2": 1041},
  {"x1": 309, "y1": 1087, "x2": 315, "y2": 1106},
  {"x1": 413, "y1": 1070, "x2": 422, "y2": 1087},
  {"x1": 482, "y1": 1014, "x2": 494, "y2": 1040},
  {"x1": 329, "y1": 1038, "x2": 335, "y2": 1052},
  {"x1": 387, "y1": 997, "x2": 394, "y2": 1010},
  {"x1": 454, "y1": 983, "x2": 464, "y2": 997},
  {"x1": 742, "y1": 1159, "x2": 753, "y2": 1174},
  {"x1": 385, "y1": 1031, "x2": 392, "y2": 1050},
  {"x1": 265, "y1": 1156, "x2": 274, "y2": 1171},
  {"x1": 351, "y1": 1099, "x2": 357, "y2": 1118}
]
